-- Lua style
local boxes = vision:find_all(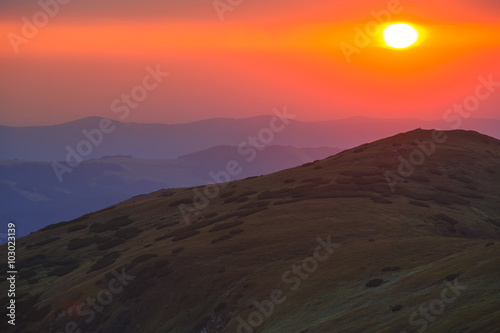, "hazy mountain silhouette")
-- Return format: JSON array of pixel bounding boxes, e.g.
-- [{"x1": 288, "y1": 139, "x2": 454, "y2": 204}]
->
[{"x1": 1, "y1": 116, "x2": 499, "y2": 161}]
